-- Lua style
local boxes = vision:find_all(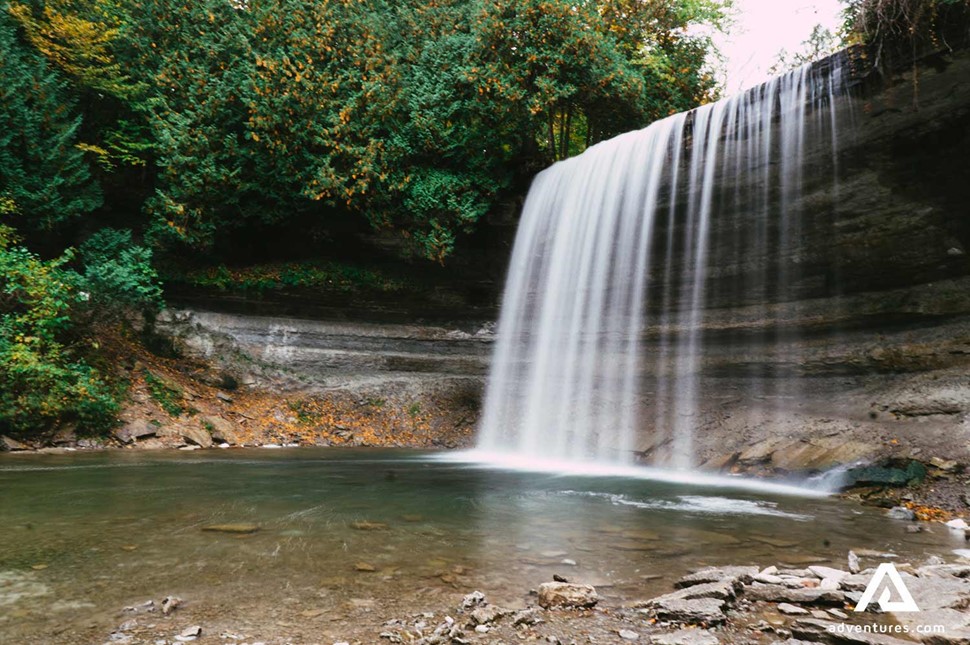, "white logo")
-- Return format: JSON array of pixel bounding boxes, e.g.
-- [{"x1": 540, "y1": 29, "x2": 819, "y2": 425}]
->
[{"x1": 854, "y1": 563, "x2": 920, "y2": 613}]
